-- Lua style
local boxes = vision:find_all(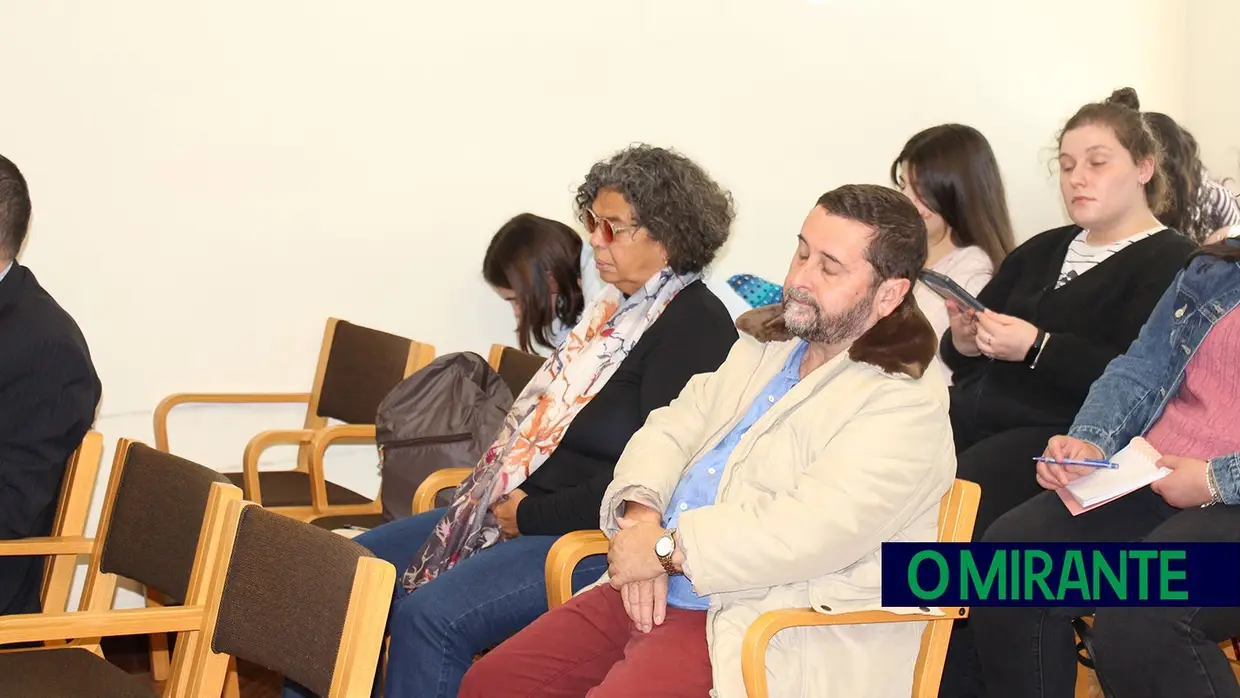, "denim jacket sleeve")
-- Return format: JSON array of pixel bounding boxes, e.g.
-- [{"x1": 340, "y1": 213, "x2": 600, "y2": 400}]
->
[
  {"x1": 1067, "y1": 271, "x2": 1182, "y2": 458},
  {"x1": 1210, "y1": 453, "x2": 1240, "y2": 506}
]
